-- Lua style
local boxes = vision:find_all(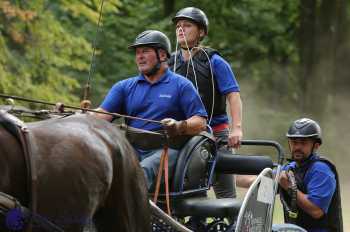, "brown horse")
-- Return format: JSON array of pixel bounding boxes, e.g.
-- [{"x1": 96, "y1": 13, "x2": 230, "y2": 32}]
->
[{"x1": 0, "y1": 112, "x2": 150, "y2": 232}]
